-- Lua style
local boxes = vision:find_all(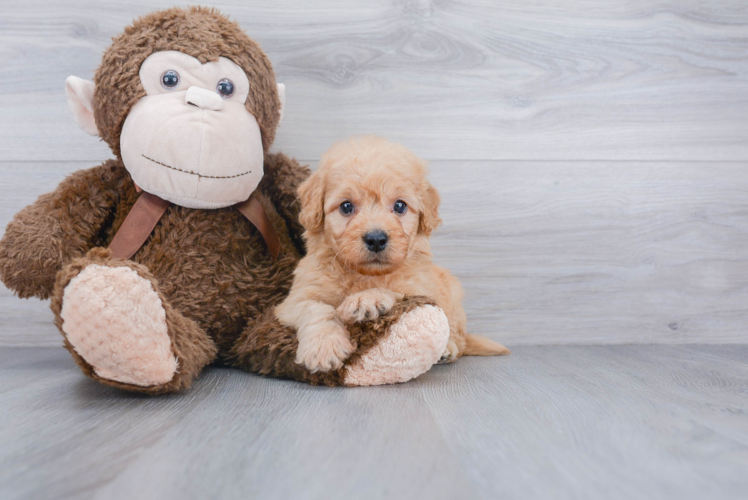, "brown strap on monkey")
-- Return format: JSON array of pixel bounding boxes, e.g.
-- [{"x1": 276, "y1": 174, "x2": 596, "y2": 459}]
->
[
  {"x1": 234, "y1": 193, "x2": 281, "y2": 260},
  {"x1": 108, "y1": 192, "x2": 171, "y2": 260},
  {"x1": 108, "y1": 191, "x2": 280, "y2": 261}
]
